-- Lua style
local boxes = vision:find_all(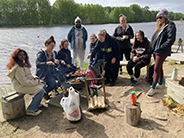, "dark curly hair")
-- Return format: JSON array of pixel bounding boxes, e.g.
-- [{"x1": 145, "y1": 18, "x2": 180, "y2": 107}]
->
[{"x1": 7, "y1": 48, "x2": 31, "y2": 69}]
